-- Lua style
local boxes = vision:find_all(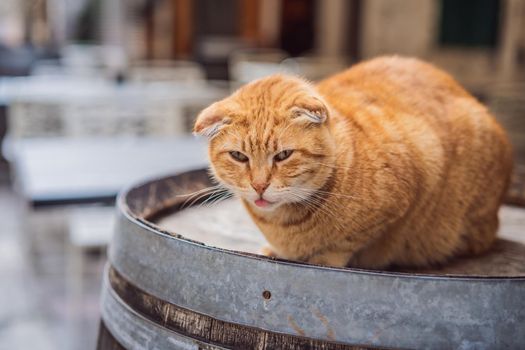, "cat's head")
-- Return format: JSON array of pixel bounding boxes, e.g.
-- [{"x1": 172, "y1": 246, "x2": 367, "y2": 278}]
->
[{"x1": 194, "y1": 75, "x2": 336, "y2": 211}]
